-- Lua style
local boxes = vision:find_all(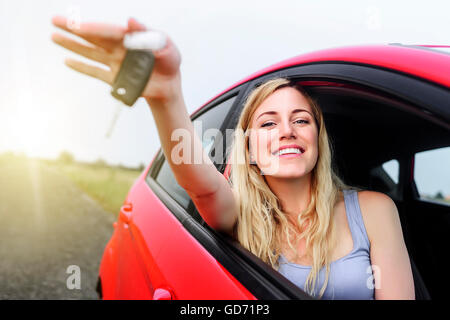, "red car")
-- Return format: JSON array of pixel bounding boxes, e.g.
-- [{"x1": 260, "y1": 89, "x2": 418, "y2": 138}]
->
[{"x1": 97, "y1": 44, "x2": 450, "y2": 300}]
